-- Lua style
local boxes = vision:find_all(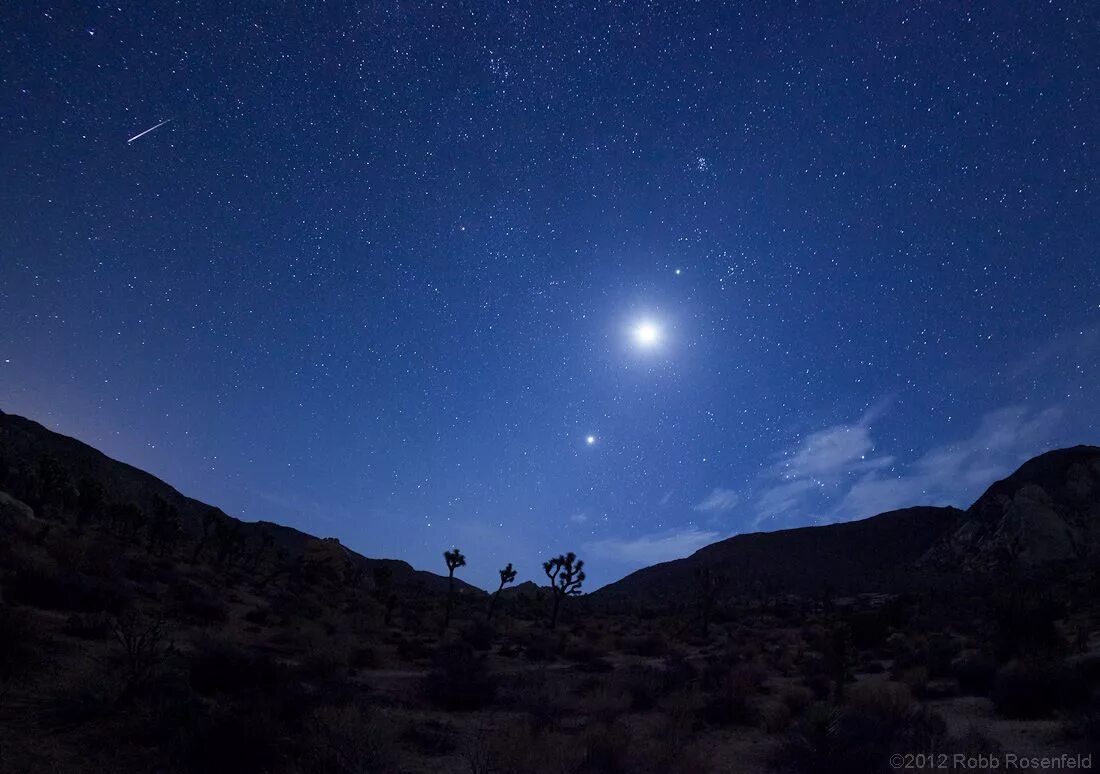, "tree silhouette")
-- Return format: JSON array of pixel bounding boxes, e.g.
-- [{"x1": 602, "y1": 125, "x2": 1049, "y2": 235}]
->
[
  {"x1": 486, "y1": 562, "x2": 517, "y2": 622},
  {"x1": 543, "y1": 552, "x2": 585, "y2": 629},
  {"x1": 443, "y1": 548, "x2": 466, "y2": 630}
]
